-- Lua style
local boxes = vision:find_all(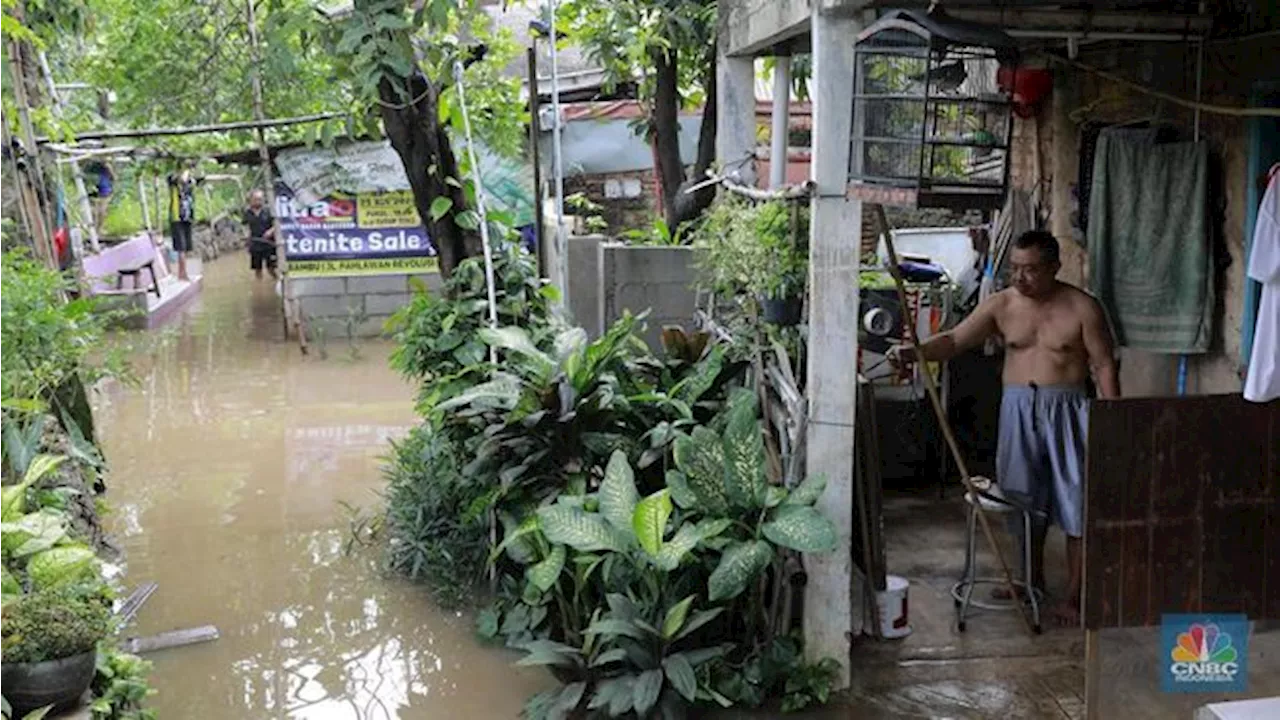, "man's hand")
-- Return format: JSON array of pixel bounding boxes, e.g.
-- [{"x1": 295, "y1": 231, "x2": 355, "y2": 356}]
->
[{"x1": 885, "y1": 343, "x2": 918, "y2": 375}]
